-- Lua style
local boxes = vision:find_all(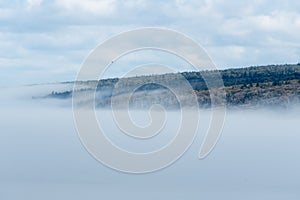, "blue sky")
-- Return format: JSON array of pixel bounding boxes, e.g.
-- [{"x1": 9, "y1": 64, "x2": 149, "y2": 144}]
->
[{"x1": 1, "y1": 0, "x2": 300, "y2": 85}]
